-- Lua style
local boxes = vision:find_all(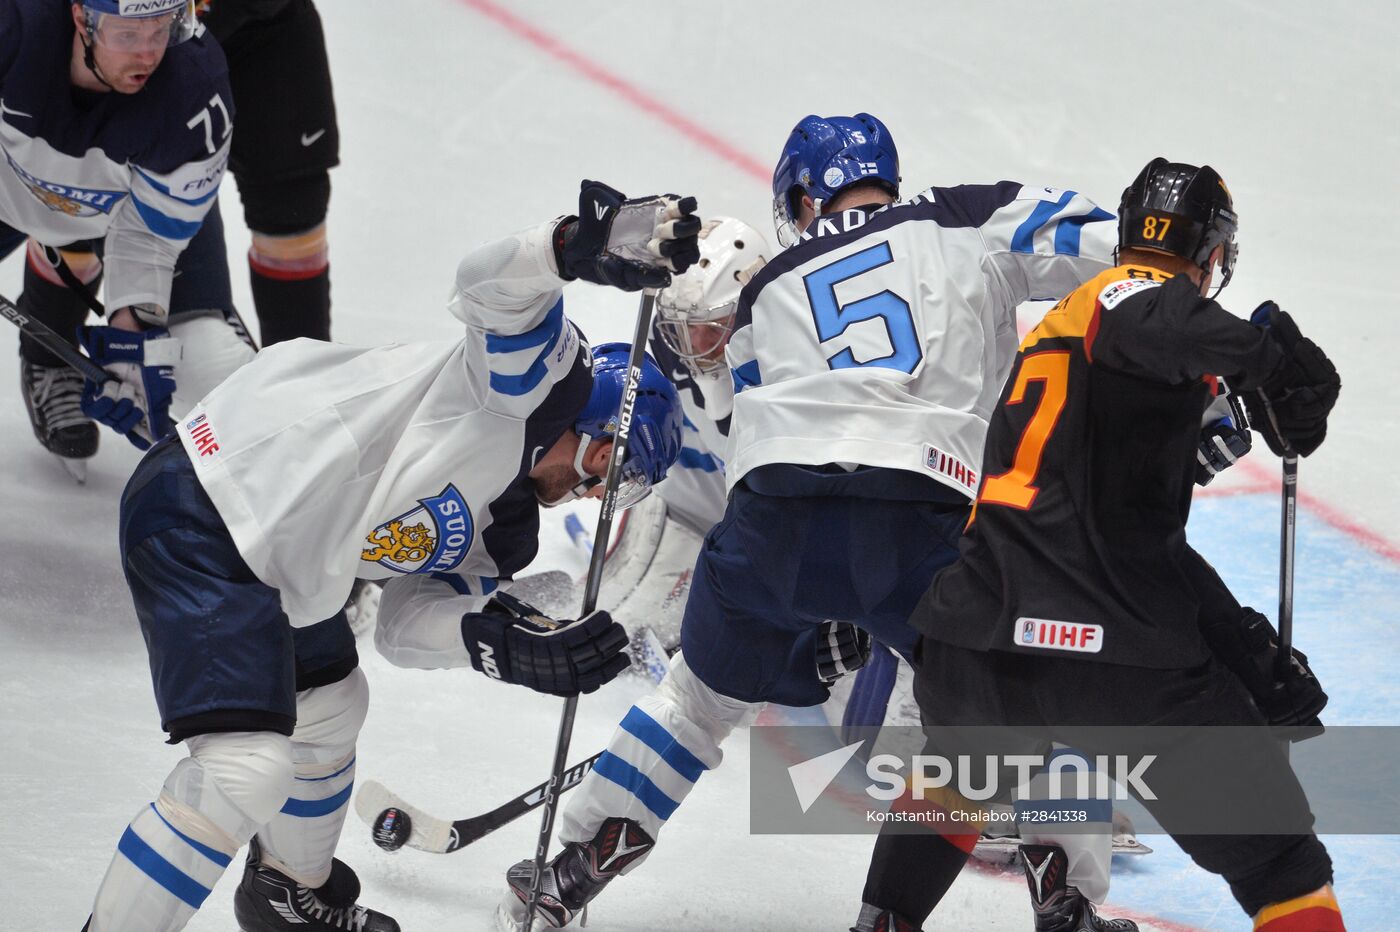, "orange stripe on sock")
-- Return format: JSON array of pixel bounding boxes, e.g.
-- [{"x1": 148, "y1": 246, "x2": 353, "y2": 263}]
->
[{"x1": 1254, "y1": 890, "x2": 1343, "y2": 931}]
